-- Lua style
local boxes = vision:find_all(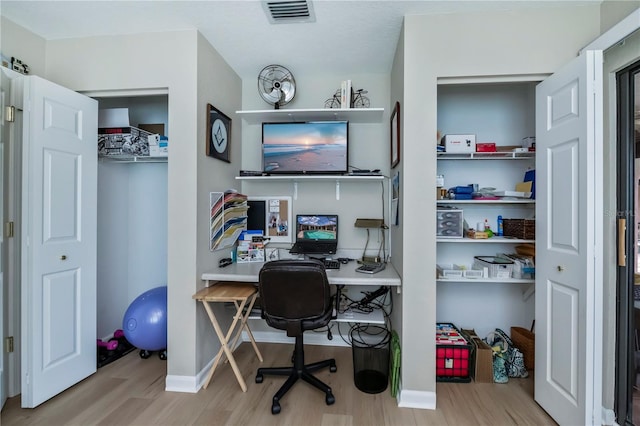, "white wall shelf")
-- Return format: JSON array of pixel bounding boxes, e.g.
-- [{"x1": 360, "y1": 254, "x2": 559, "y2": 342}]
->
[
  {"x1": 436, "y1": 237, "x2": 535, "y2": 243},
  {"x1": 436, "y1": 278, "x2": 534, "y2": 284},
  {"x1": 437, "y1": 199, "x2": 534, "y2": 205},
  {"x1": 236, "y1": 108, "x2": 384, "y2": 124},
  {"x1": 236, "y1": 174, "x2": 385, "y2": 200},
  {"x1": 437, "y1": 151, "x2": 534, "y2": 160},
  {"x1": 99, "y1": 155, "x2": 167, "y2": 163}
]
